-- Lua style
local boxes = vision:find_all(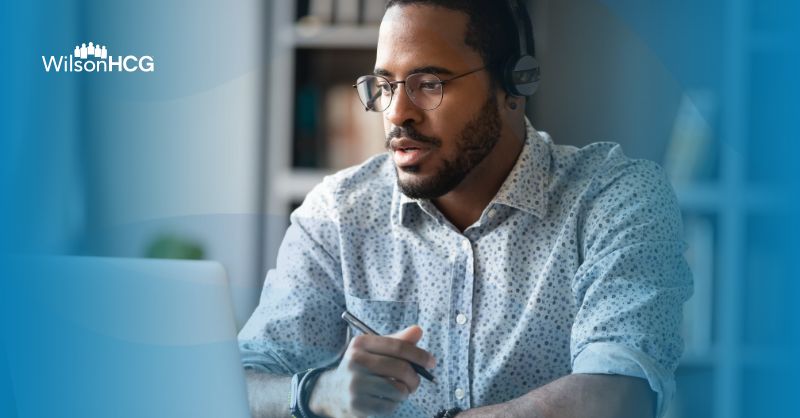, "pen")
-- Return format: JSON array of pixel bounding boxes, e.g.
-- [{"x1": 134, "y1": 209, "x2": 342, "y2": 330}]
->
[{"x1": 341, "y1": 311, "x2": 440, "y2": 385}]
